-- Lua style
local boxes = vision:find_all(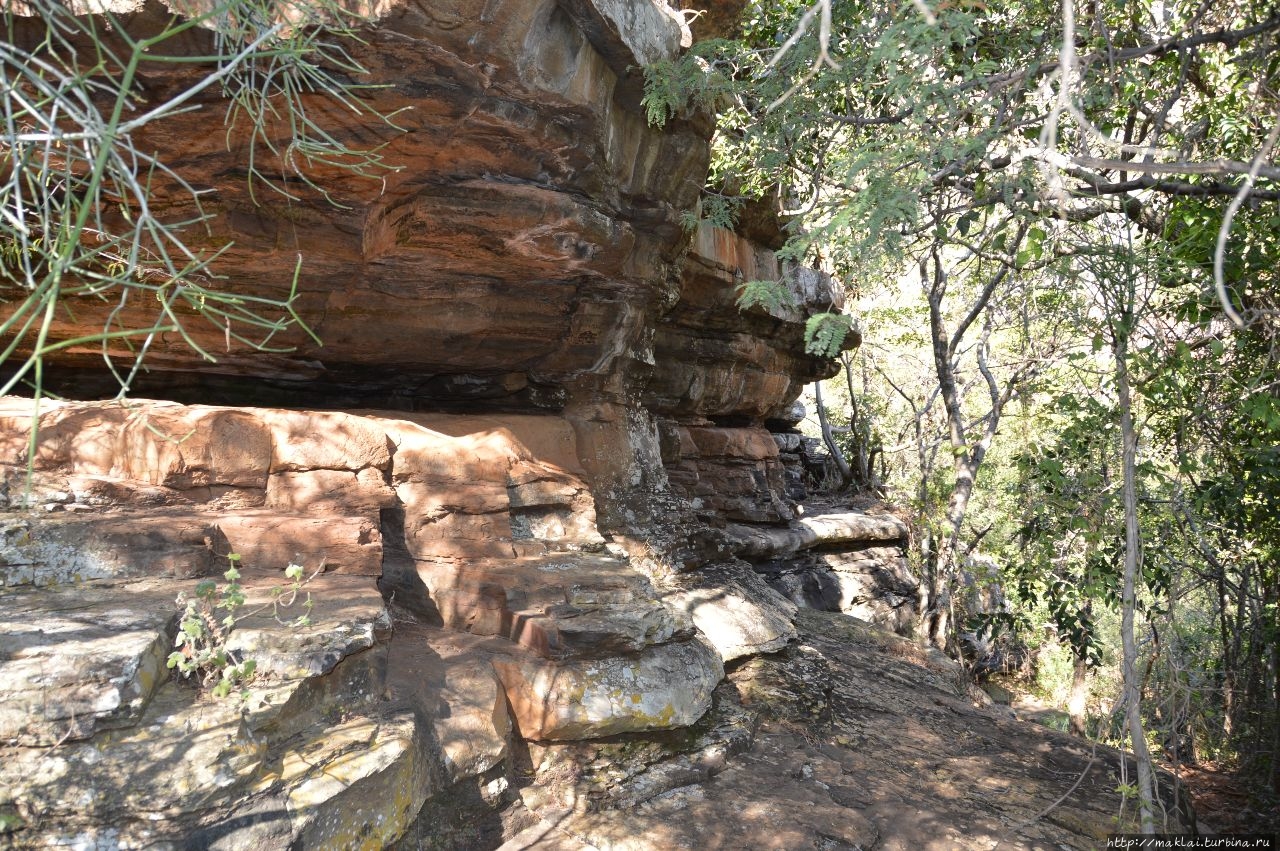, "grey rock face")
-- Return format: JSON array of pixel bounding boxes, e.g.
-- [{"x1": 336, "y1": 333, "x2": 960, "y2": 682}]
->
[{"x1": 659, "y1": 560, "x2": 798, "y2": 663}]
